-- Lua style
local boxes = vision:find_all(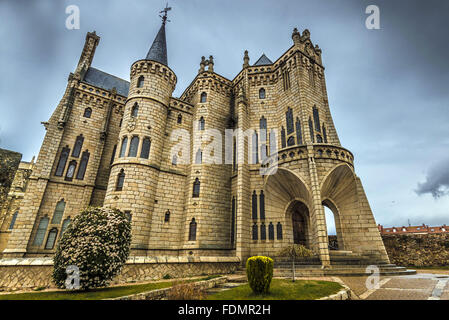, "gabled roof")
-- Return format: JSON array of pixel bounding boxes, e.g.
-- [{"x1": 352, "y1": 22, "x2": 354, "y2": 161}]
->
[
  {"x1": 253, "y1": 53, "x2": 273, "y2": 66},
  {"x1": 146, "y1": 23, "x2": 168, "y2": 66},
  {"x1": 83, "y1": 67, "x2": 130, "y2": 97}
]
